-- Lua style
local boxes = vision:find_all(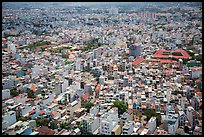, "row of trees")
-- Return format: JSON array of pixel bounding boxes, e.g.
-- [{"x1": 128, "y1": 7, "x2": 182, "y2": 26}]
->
[
  {"x1": 19, "y1": 41, "x2": 51, "y2": 49},
  {"x1": 81, "y1": 38, "x2": 102, "y2": 52}
]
